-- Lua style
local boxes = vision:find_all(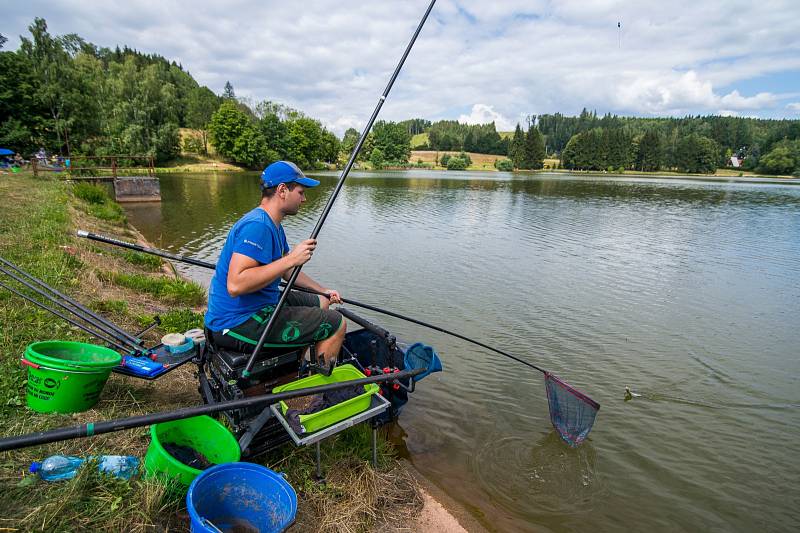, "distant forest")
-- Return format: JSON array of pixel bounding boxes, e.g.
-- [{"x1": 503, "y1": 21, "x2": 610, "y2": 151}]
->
[
  {"x1": 2, "y1": 19, "x2": 798, "y2": 175},
  {"x1": 405, "y1": 110, "x2": 800, "y2": 175}
]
